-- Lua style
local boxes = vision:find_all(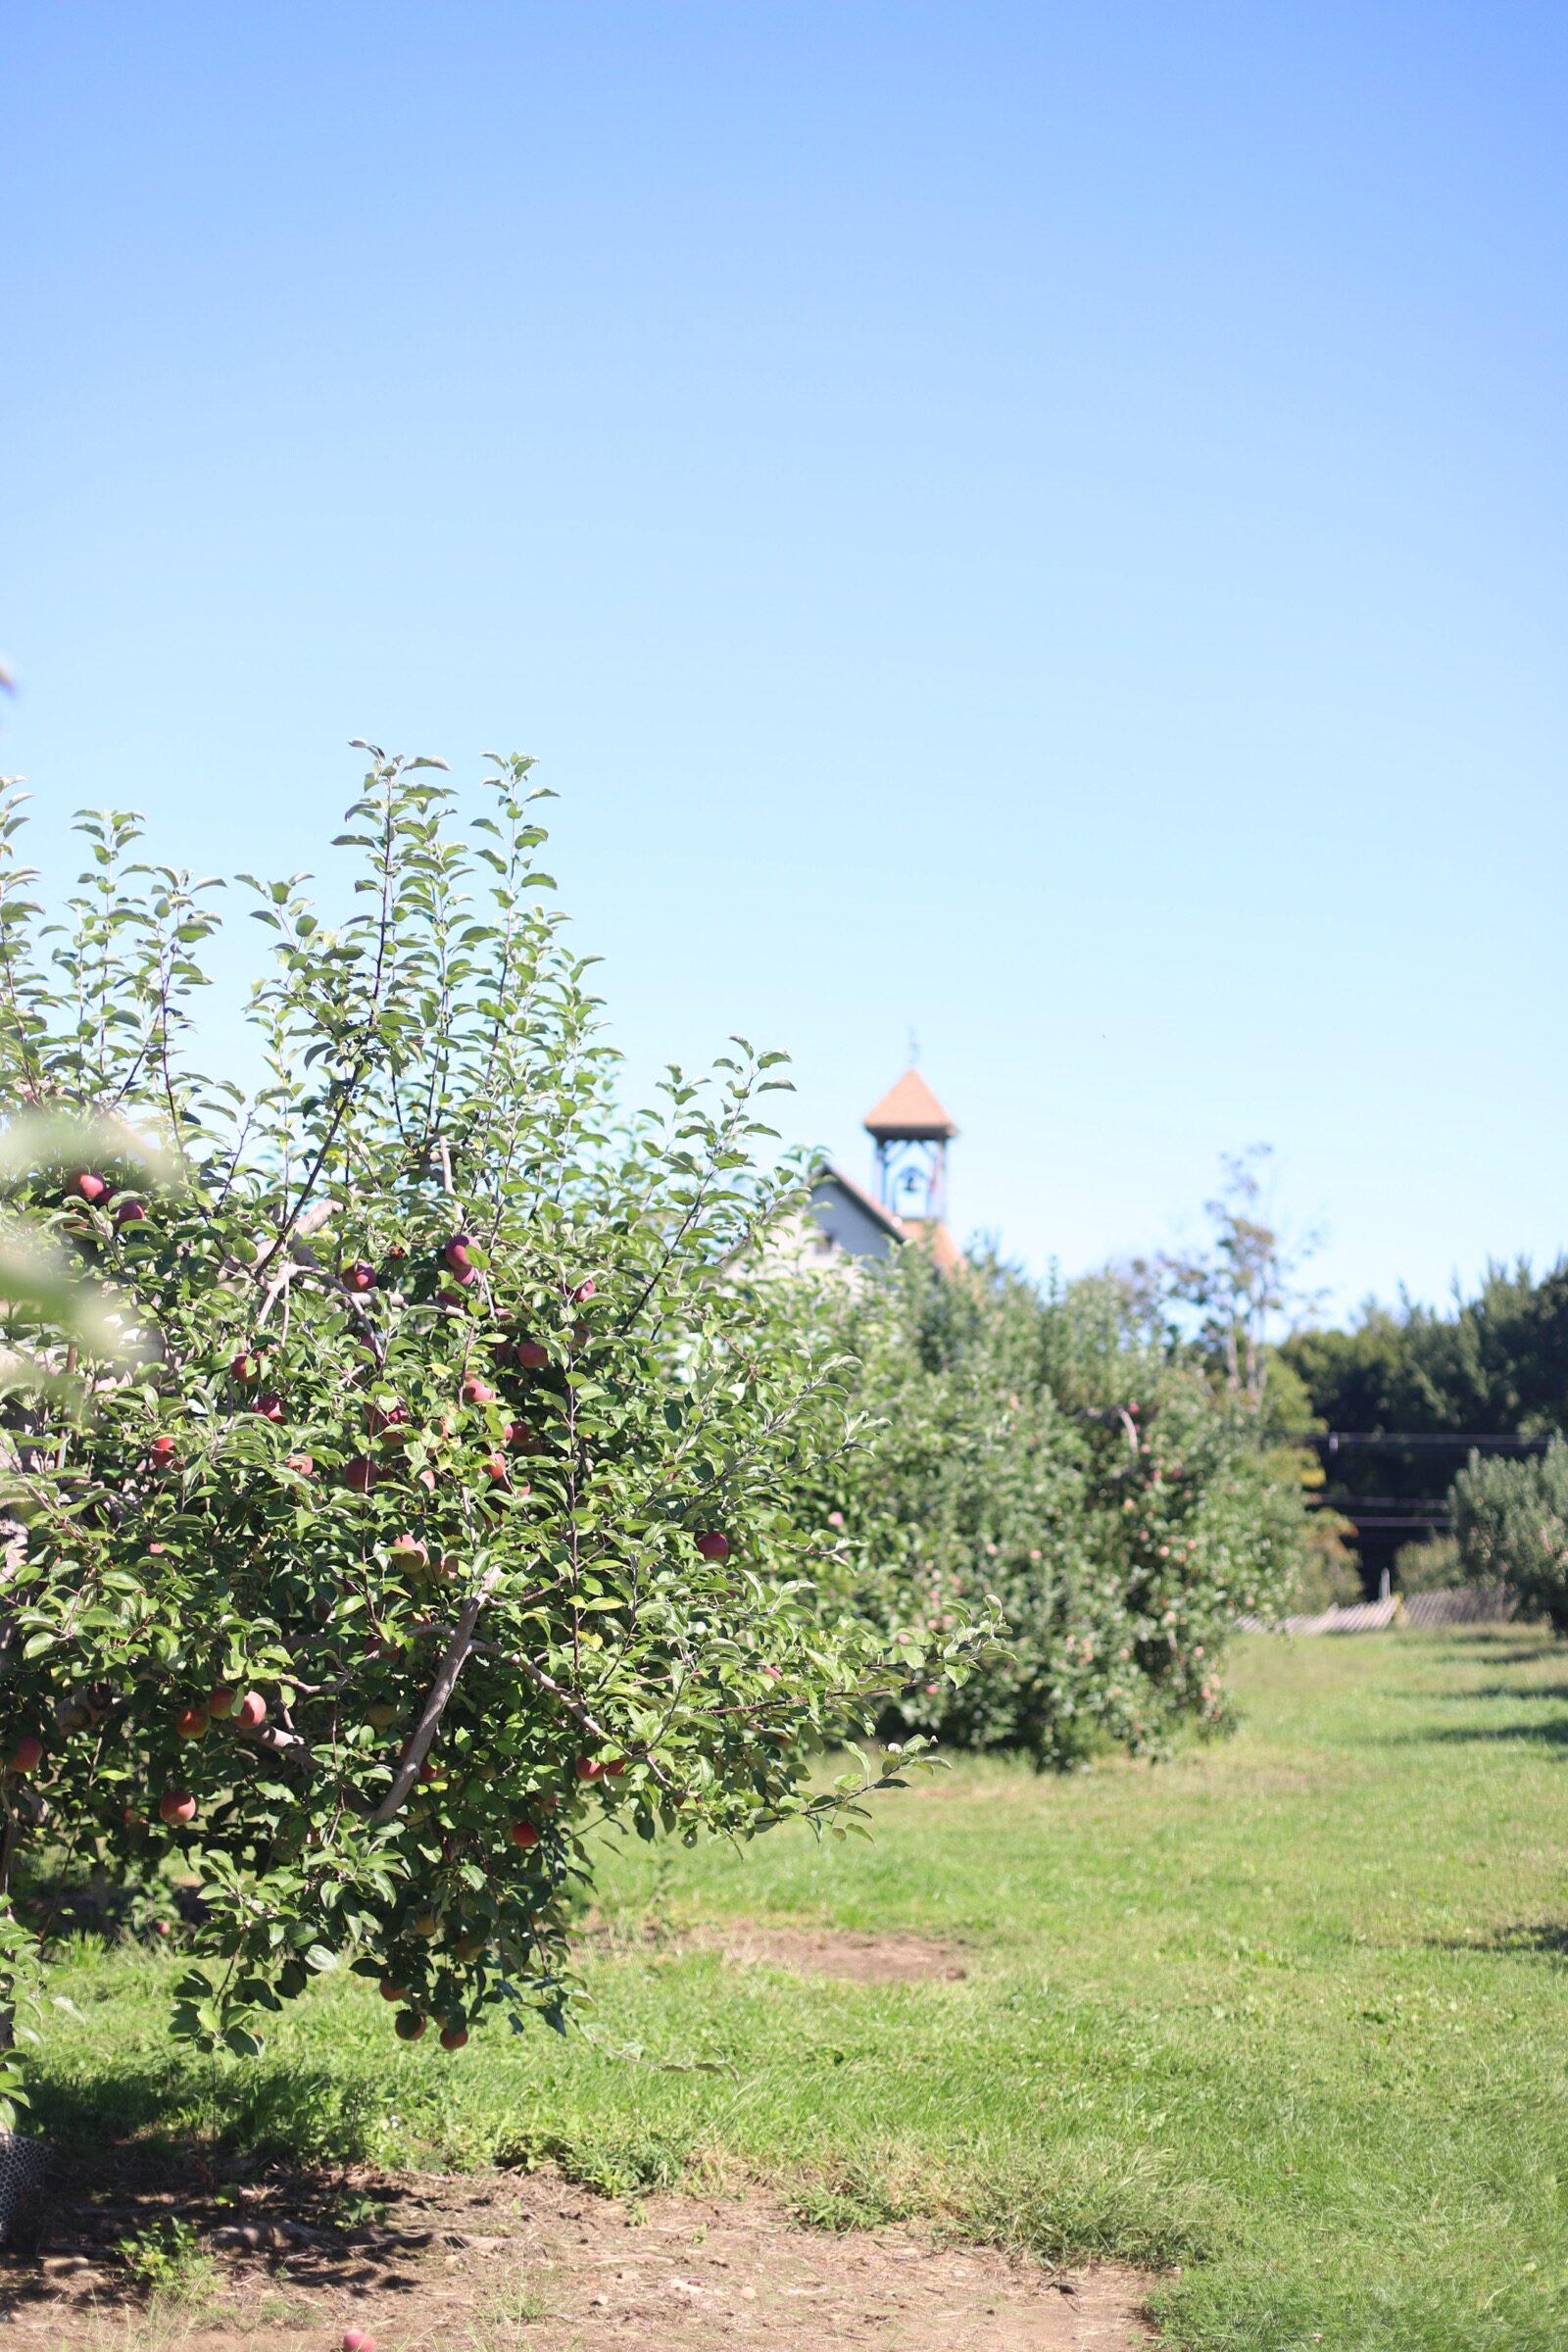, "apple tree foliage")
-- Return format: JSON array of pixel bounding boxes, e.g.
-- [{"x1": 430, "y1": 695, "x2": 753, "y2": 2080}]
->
[
  {"x1": 0, "y1": 754, "x2": 981, "y2": 2081},
  {"x1": 793, "y1": 1247, "x2": 1308, "y2": 1766}
]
